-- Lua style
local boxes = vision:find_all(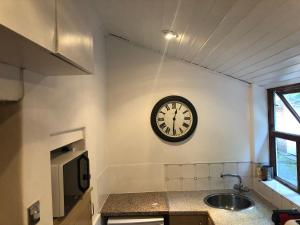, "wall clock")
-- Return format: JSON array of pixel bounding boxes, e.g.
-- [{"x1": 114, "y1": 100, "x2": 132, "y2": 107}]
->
[{"x1": 151, "y1": 95, "x2": 198, "y2": 142}]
